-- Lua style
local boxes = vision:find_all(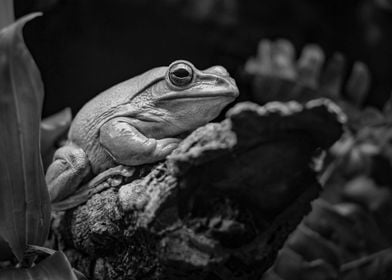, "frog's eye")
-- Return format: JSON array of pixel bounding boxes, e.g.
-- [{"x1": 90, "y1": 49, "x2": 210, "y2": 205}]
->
[{"x1": 168, "y1": 62, "x2": 194, "y2": 87}]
